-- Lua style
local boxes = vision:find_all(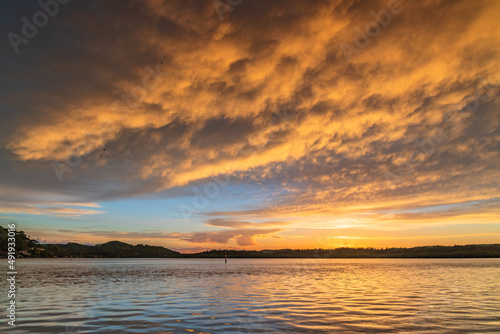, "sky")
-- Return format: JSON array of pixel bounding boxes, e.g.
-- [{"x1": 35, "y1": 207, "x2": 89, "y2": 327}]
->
[{"x1": 0, "y1": 0, "x2": 499, "y2": 252}]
